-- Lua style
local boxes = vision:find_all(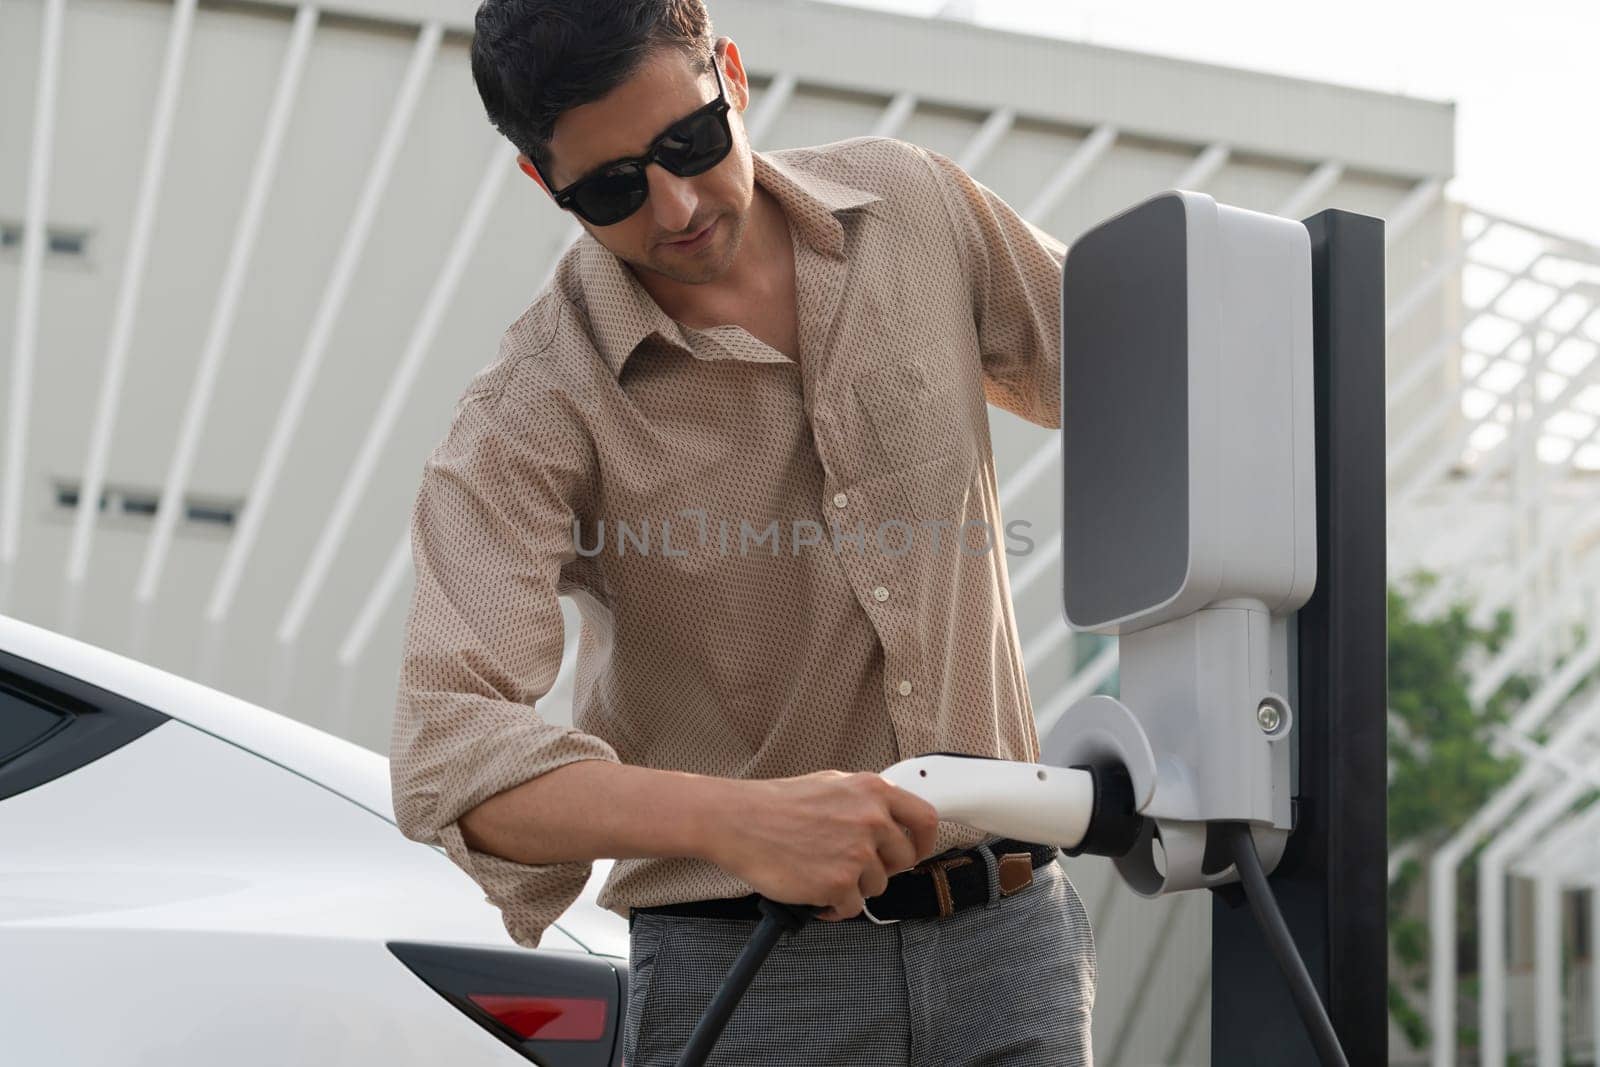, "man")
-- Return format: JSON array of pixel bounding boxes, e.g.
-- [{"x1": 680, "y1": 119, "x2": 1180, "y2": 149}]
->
[{"x1": 389, "y1": 0, "x2": 1094, "y2": 1063}]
